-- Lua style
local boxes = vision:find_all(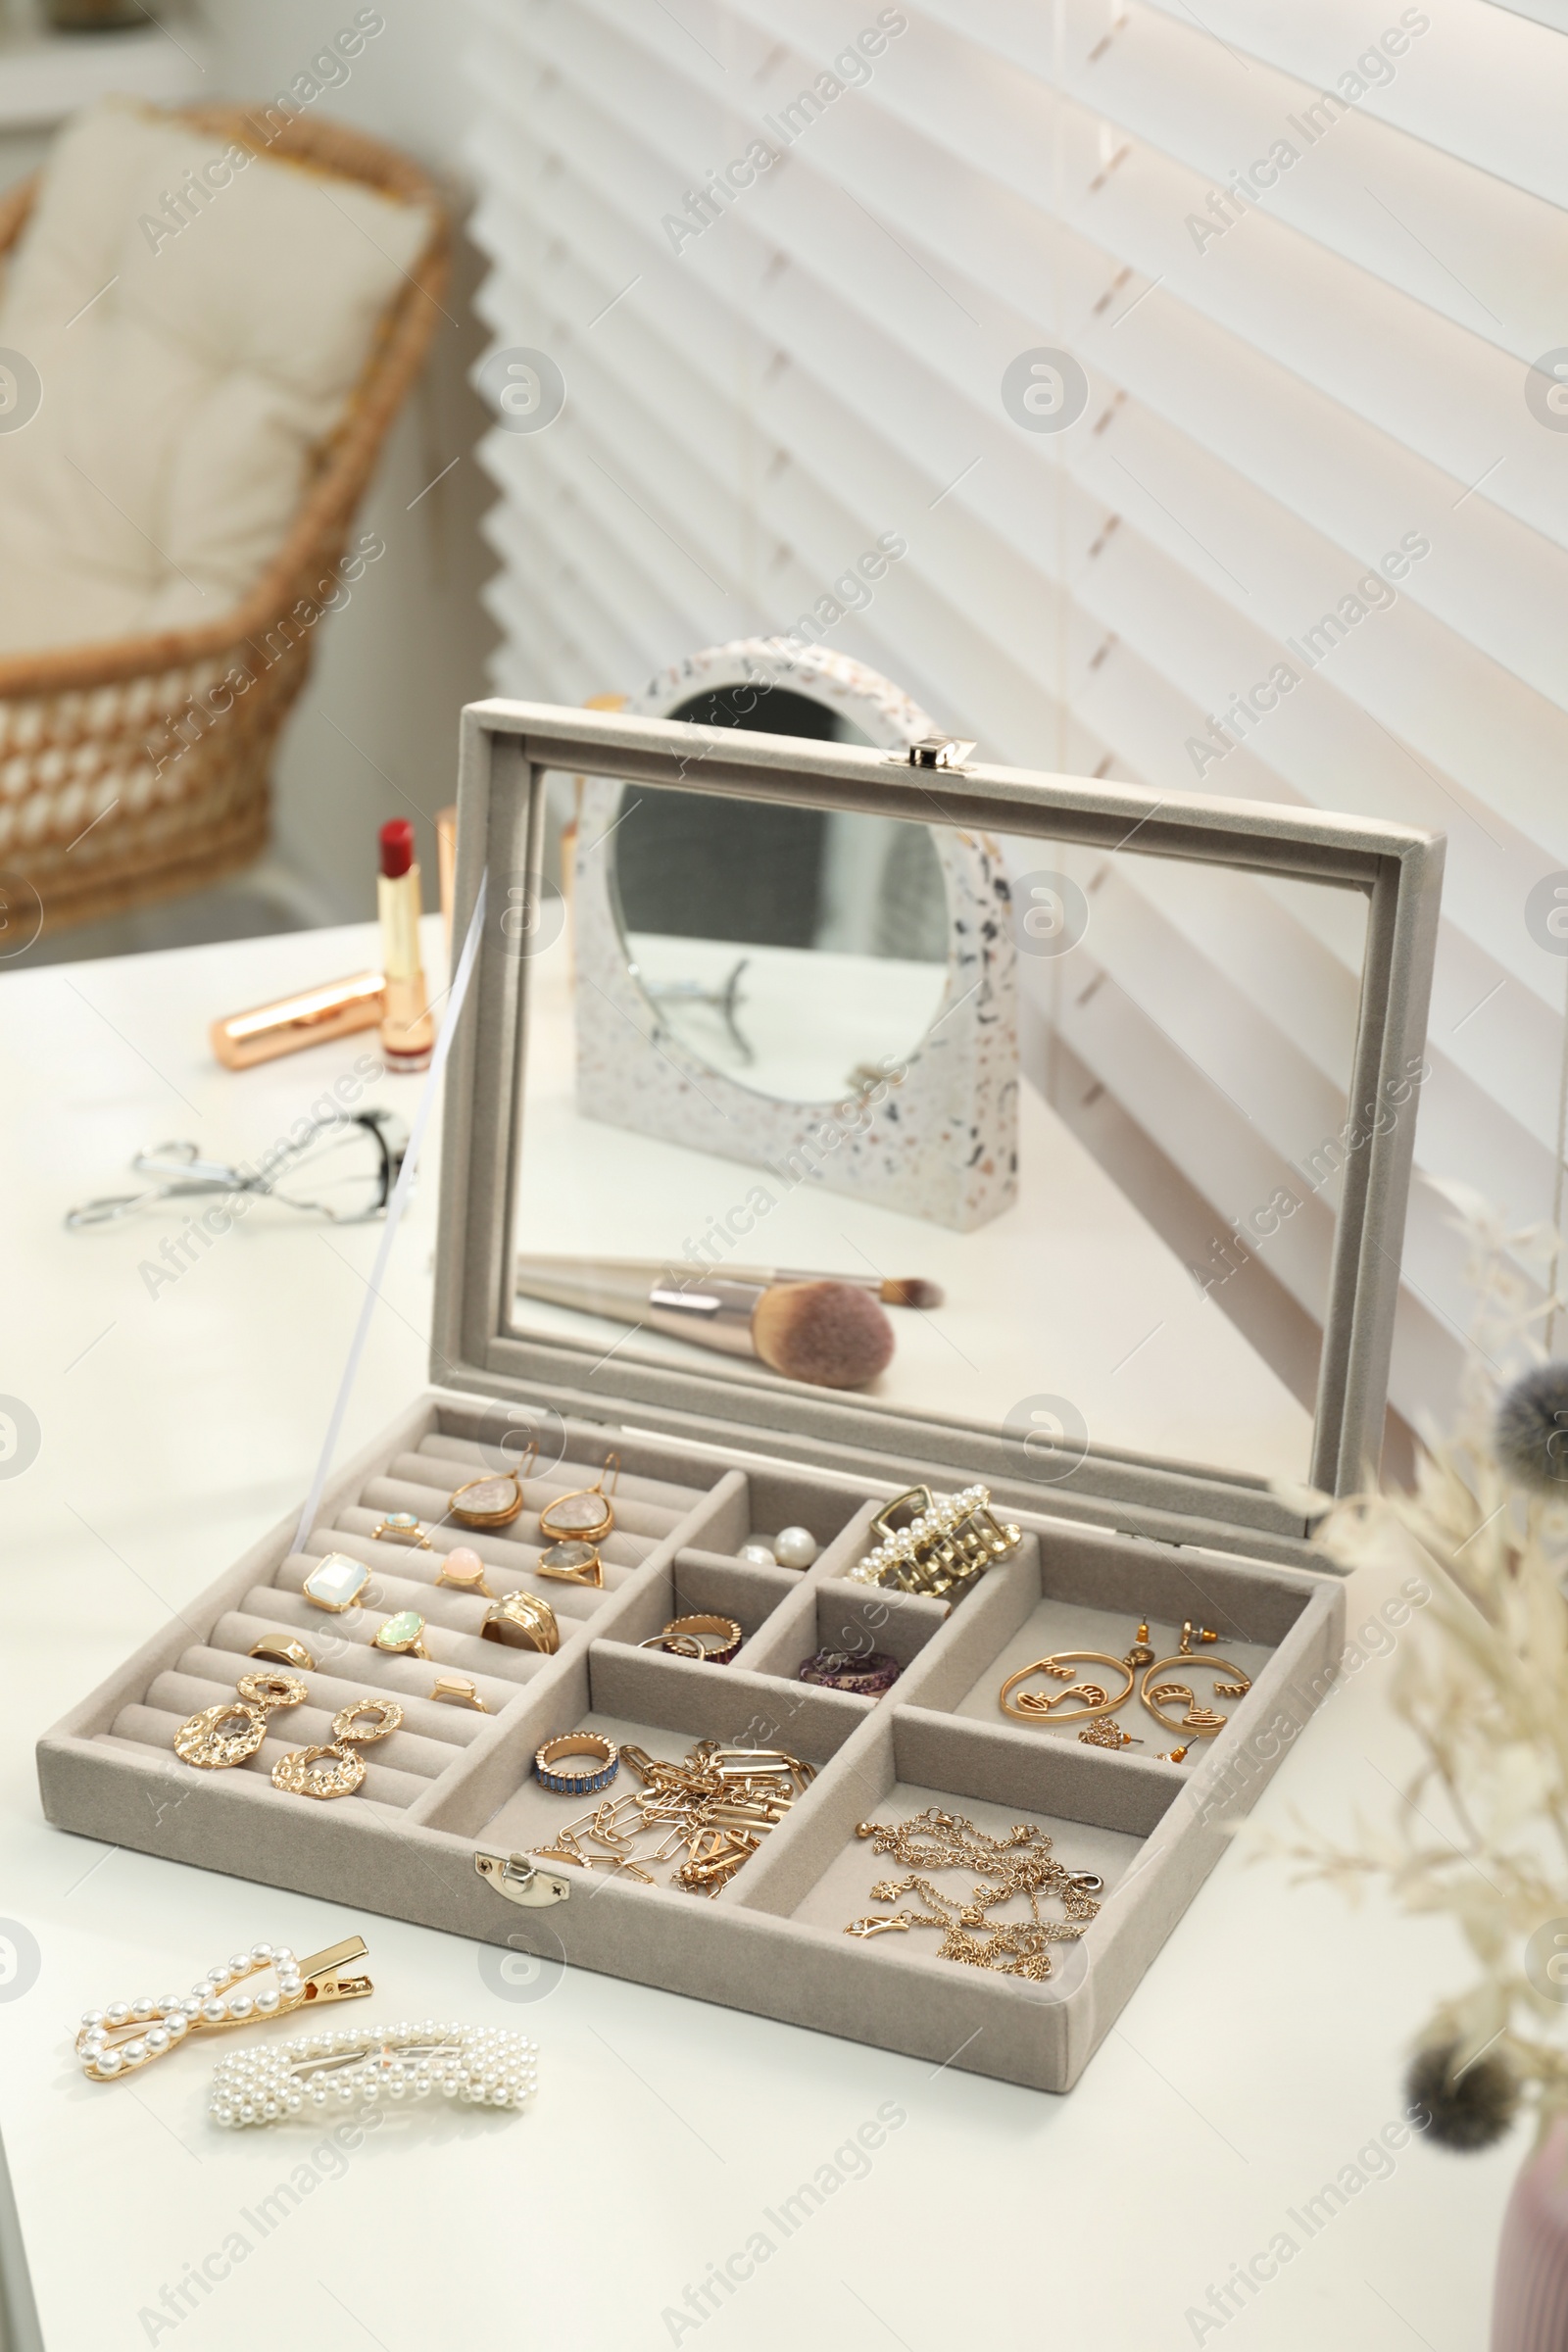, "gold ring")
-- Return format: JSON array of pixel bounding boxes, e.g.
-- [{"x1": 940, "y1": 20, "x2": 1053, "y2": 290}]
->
[
  {"x1": 534, "y1": 1732, "x2": 618, "y2": 1794},
  {"x1": 302, "y1": 1552, "x2": 371, "y2": 1613},
  {"x1": 481, "y1": 1590, "x2": 560, "y2": 1653},
  {"x1": 372, "y1": 1611, "x2": 431, "y2": 1661},
  {"x1": 371, "y1": 1513, "x2": 432, "y2": 1549},
  {"x1": 436, "y1": 1545, "x2": 495, "y2": 1598},
  {"x1": 430, "y1": 1674, "x2": 489, "y2": 1712},
  {"x1": 535, "y1": 1540, "x2": 604, "y2": 1588},
  {"x1": 248, "y1": 1635, "x2": 315, "y2": 1672},
  {"x1": 652, "y1": 1613, "x2": 743, "y2": 1664}
]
